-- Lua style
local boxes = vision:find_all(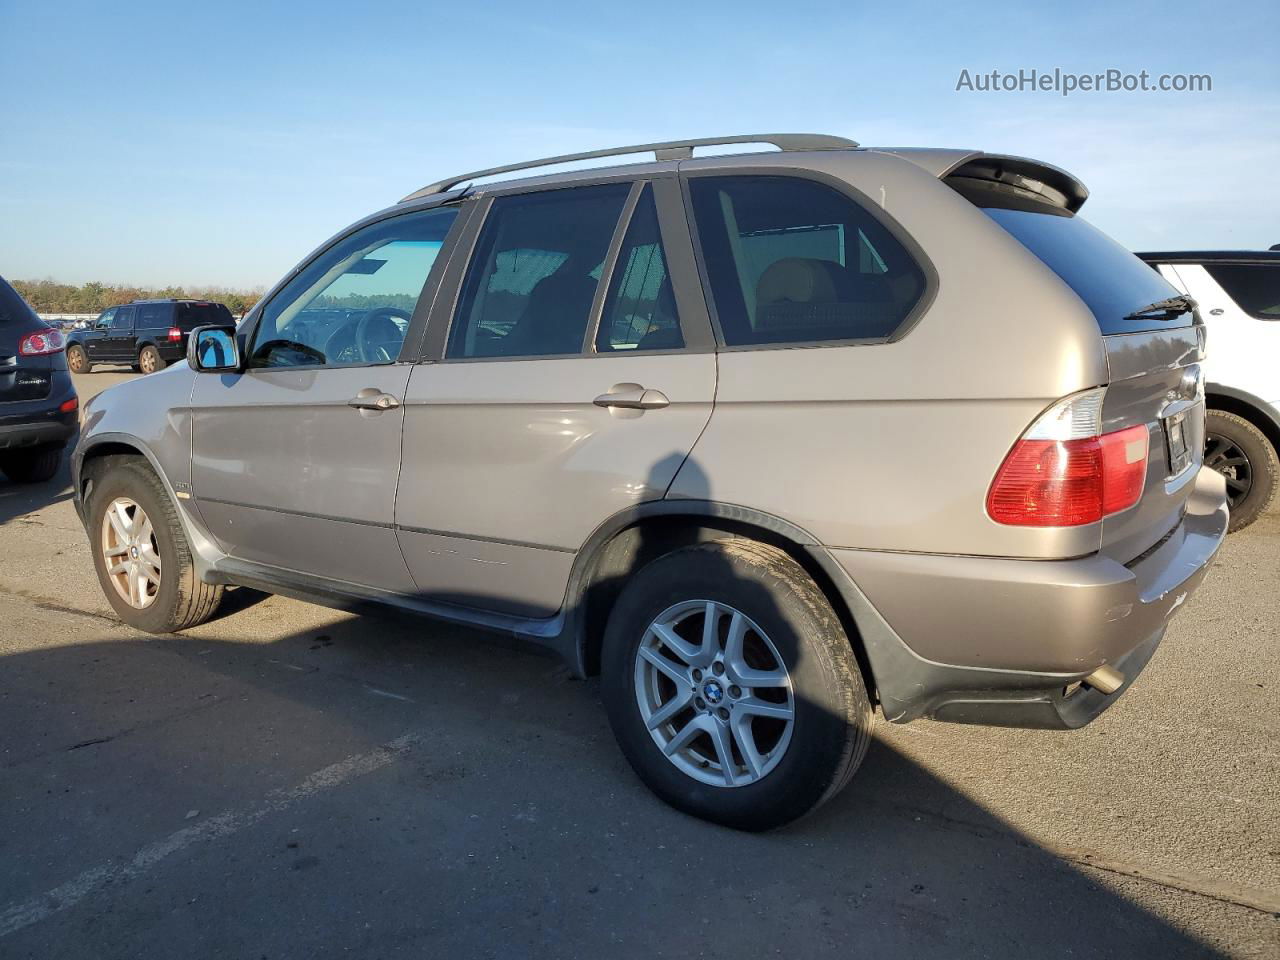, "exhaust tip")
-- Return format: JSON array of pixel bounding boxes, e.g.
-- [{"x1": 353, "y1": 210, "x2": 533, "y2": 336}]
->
[{"x1": 1083, "y1": 664, "x2": 1125, "y2": 695}]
